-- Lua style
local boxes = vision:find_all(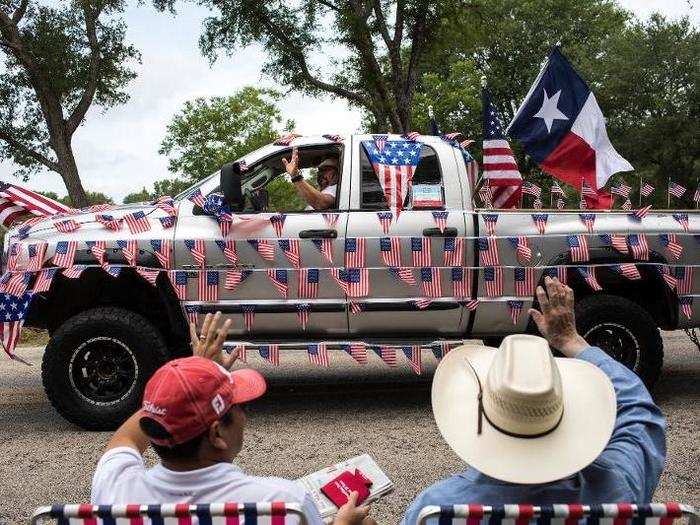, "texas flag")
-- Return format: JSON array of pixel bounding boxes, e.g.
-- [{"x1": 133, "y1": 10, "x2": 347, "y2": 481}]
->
[{"x1": 507, "y1": 48, "x2": 632, "y2": 207}]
